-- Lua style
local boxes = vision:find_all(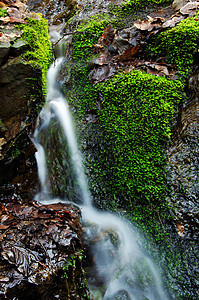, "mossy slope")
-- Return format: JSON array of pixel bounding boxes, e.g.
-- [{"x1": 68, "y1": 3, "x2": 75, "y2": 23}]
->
[{"x1": 146, "y1": 16, "x2": 199, "y2": 79}]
